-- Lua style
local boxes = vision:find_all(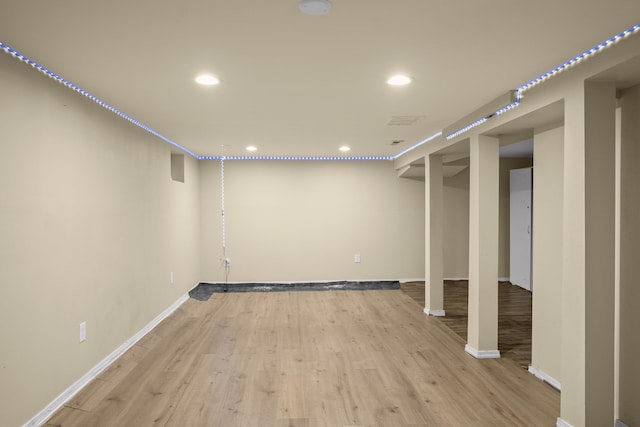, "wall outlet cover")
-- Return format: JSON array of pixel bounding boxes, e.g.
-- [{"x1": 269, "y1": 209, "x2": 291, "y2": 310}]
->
[{"x1": 79, "y1": 322, "x2": 87, "y2": 343}]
